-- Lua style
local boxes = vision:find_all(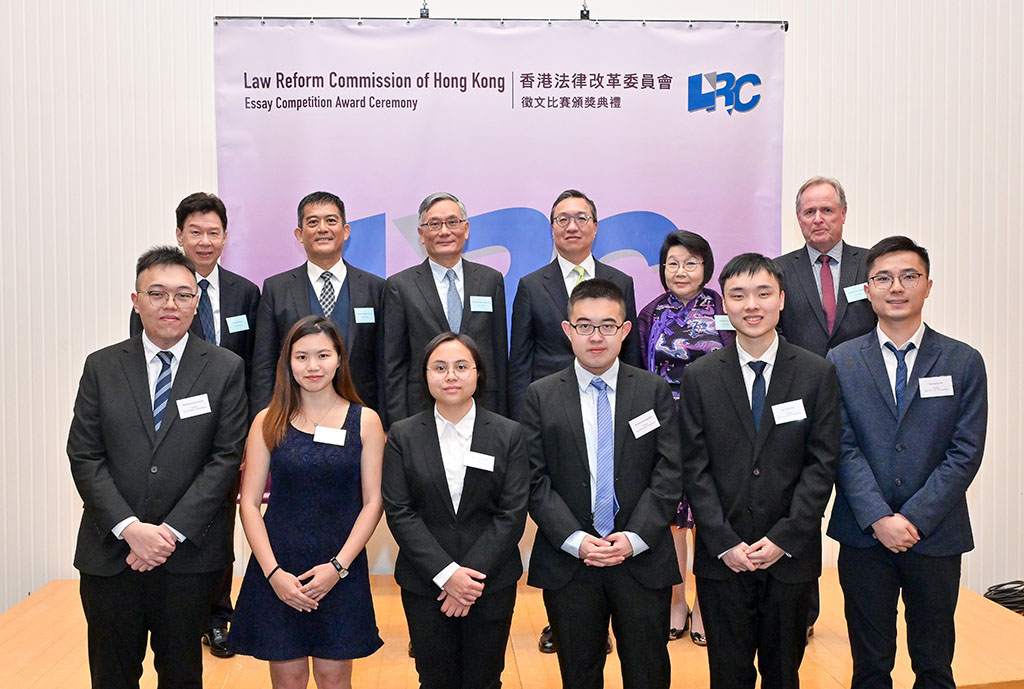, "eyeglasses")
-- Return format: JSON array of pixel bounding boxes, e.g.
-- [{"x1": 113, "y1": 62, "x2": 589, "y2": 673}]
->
[
  {"x1": 426, "y1": 362, "x2": 477, "y2": 377},
  {"x1": 567, "y1": 322, "x2": 625, "y2": 336},
  {"x1": 419, "y1": 218, "x2": 466, "y2": 232},
  {"x1": 553, "y1": 213, "x2": 594, "y2": 229},
  {"x1": 868, "y1": 272, "x2": 924, "y2": 290},
  {"x1": 664, "y1": 260, "x2": 704, "y2": 274},
  {"x1": 137, "y1": 290, "x2": 198, "y2": 306}
]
